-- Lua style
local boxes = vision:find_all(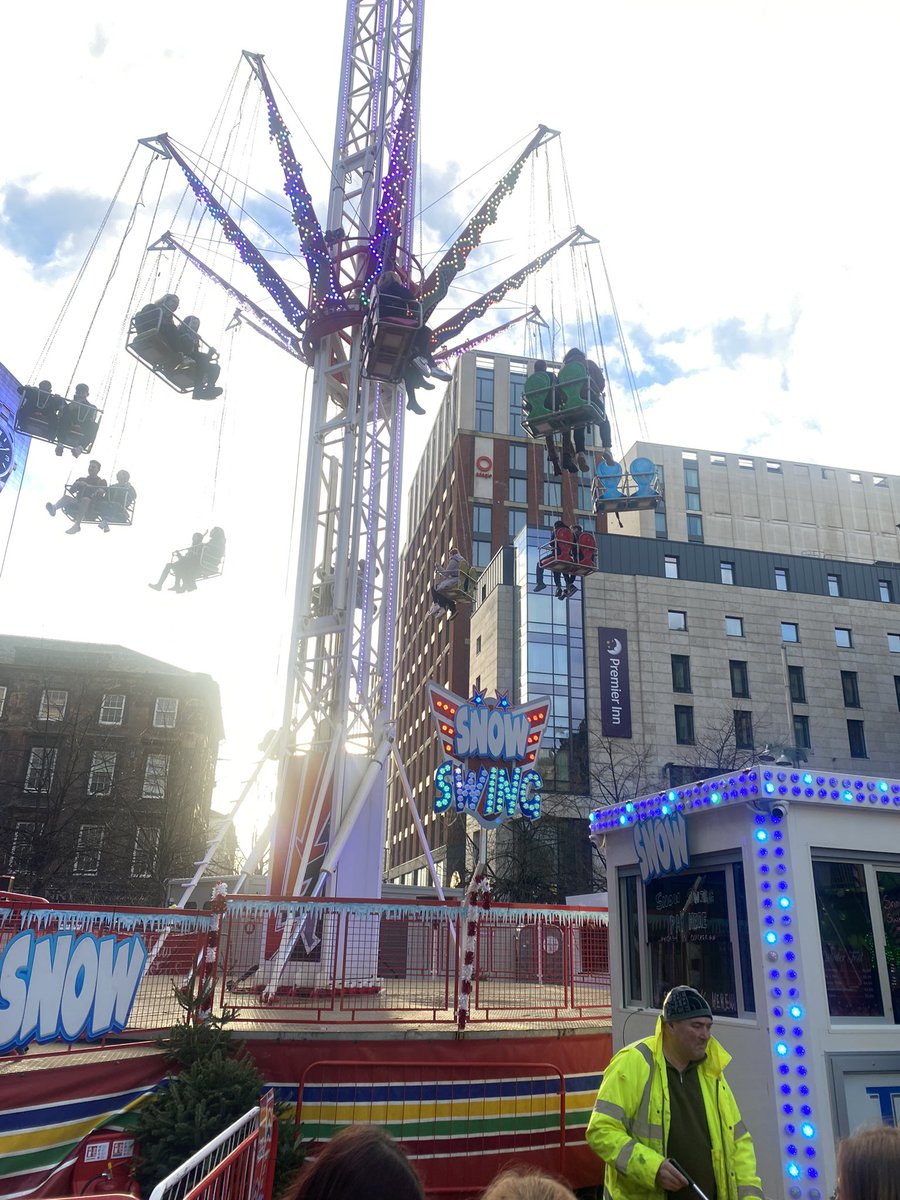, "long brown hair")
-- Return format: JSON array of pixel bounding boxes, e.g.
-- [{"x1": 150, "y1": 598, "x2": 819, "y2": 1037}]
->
[
  {"x1": 837, "y1": 1125, "x2": 900, "y2": 1200},
  {"x1": 481, "y1": 1167, "x2": 577, "y2": 1200},
  {"x1": 287, "y1": 1125, "x2": 425, "y2": 1200}
]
